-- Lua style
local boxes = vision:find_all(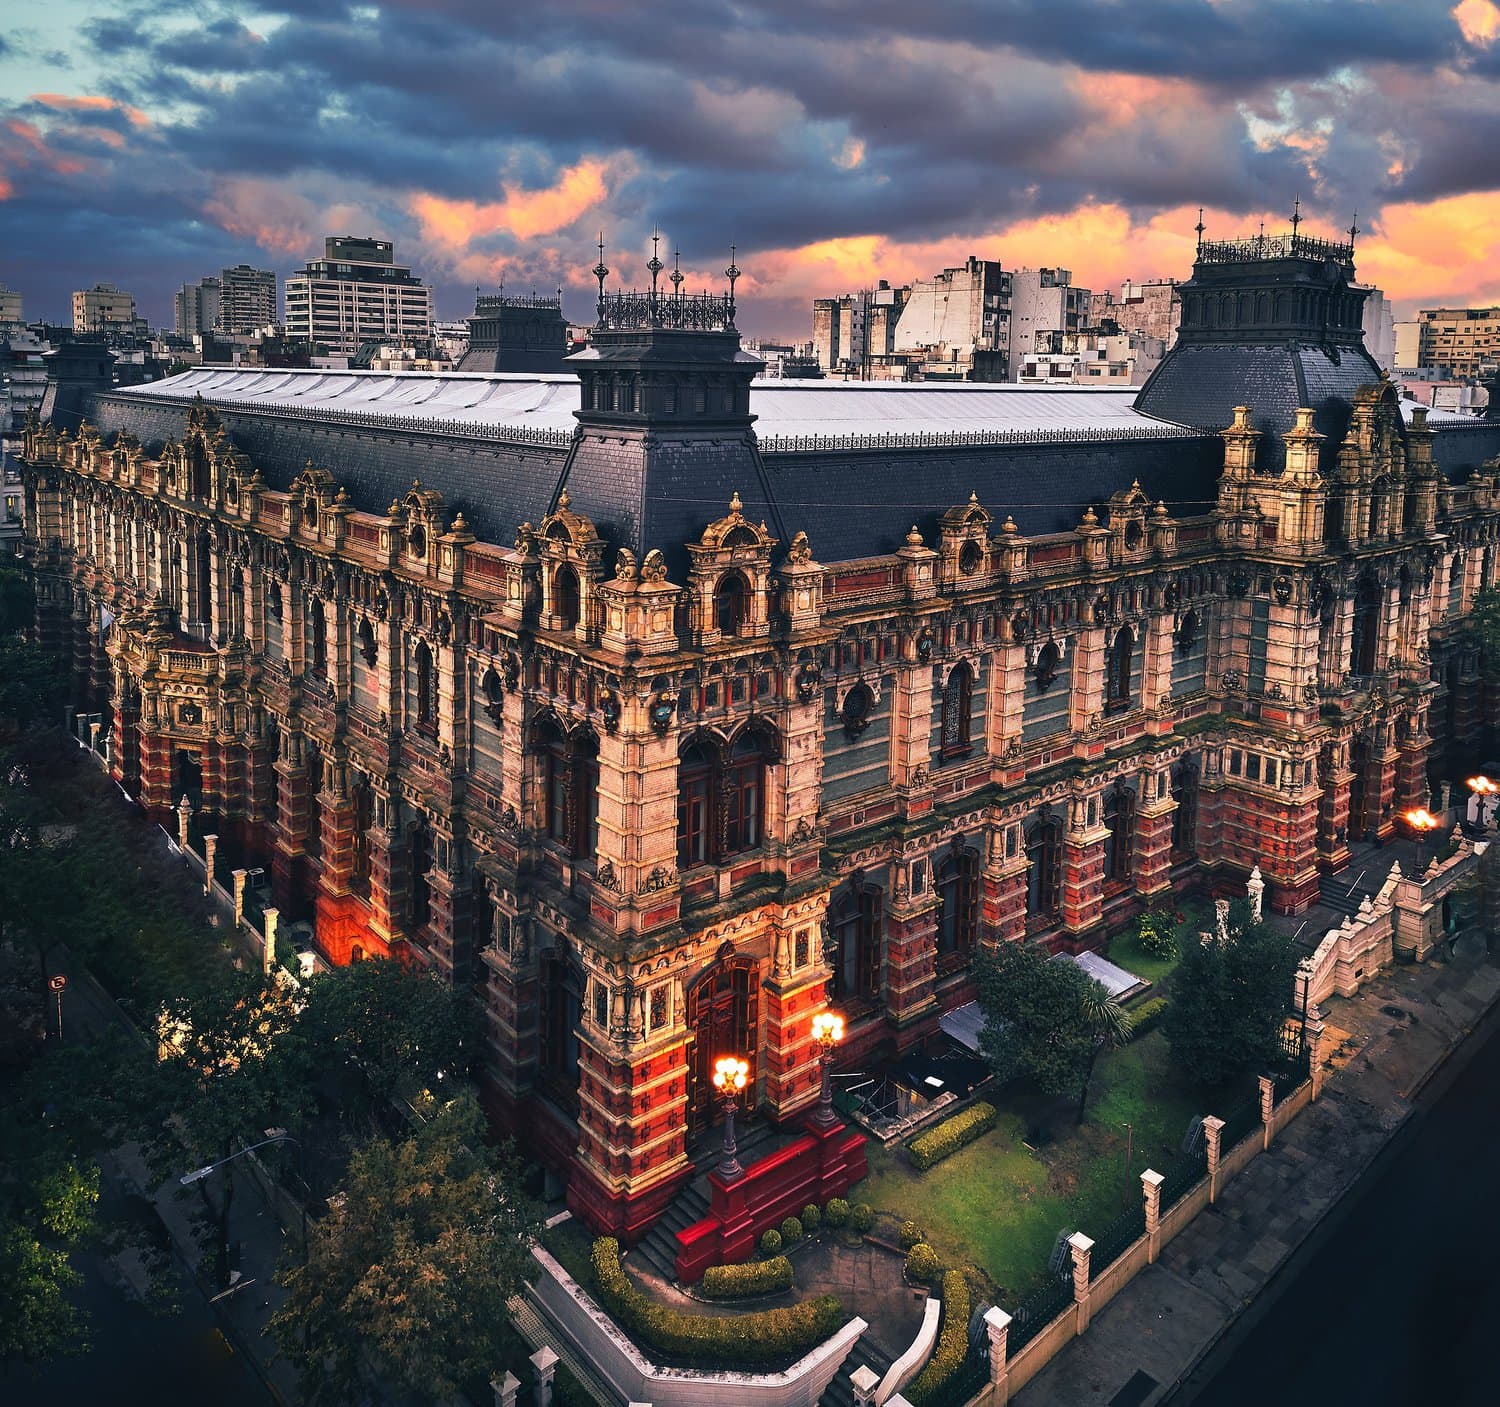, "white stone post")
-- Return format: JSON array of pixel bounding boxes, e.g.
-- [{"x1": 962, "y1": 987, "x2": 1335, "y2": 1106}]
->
[
  {"x1": 851, "y1": 1365, "x2": 881, "y2": 1407},
  {"x1": 1202, "y1": 1115, "x2": 1225, "y2": 1203},
  {"x1": 1246, "y1": 864, "x2": 1264, "y2": 923},
  {"x1": 984, "y1": 1305, "x2": 1012, "y2": 1405},
  {"x1": 88, "y1": 719, "x2": 101, "y2": 755},
  {"x1": 529, "y1": 1347, "x2": 557, "y2": 1407},
  {"x1": 203, "y1": 834, "x2": 218, "y2": 895},
  {"x1": 231, "y1": 868, "x2": 247, "y2": 928},
  {"x1": 491, "y1": 1371, "x2": 520, "y2": 1407},
  {"x1": 1141, "y1": 1168, "x2": 1164, "y2": 1263},
  {"x1": 1259, "y1": 1074, "x2": 1276, "y2": 1150},
  {"x1": 262, "y1": 907, "x2": 279, "y2": 976},
  {"x1": 1214, "y1": 898, "x2": 1230, "y2": 943},
  {"x1": 1068, "y1": 1232, "x2": 1094, "y2": 1333},
  {"x1": 1307, "y1": 1013, "x2": 1327, "y2": 1101},
  {"x1": 176, "y1": 794, "x2": 193, "y2": 852}
]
